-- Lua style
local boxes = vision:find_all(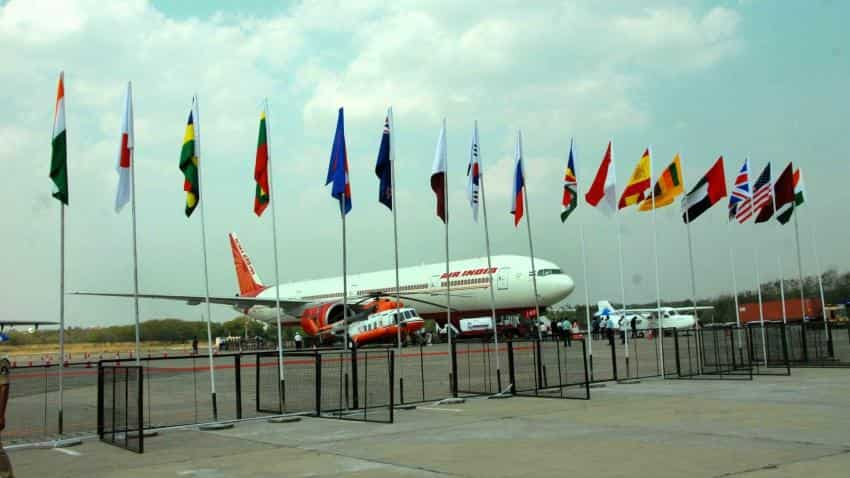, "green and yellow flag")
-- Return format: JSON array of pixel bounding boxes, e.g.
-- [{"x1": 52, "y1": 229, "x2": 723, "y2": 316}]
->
[
  {"x1": 639, "y1": 154, "x2": 684, "y2": 211},
  {"x1": 179, "y1": 98, "x2": 200, "y2": 217}
]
